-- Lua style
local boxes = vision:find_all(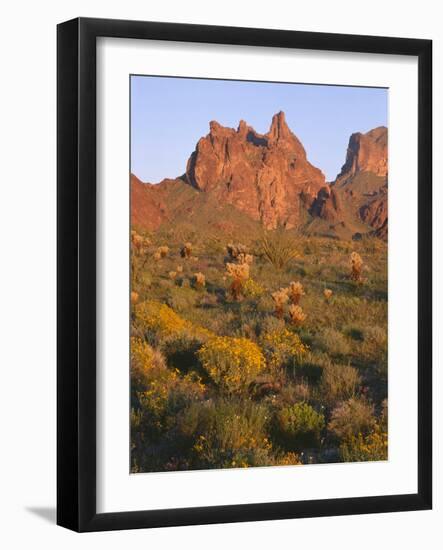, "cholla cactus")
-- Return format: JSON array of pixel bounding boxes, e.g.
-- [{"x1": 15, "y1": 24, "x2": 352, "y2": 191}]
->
[
  {"x1": 271, "y1": 288, "x2": 289, "y2": 319},
  {"x1": 350, "y1": 252, "x2": 363, "y2": 282},
  {"x1": 130, "y1": 291, "x2": 139, "y2": 305},
  {"x1": 153, "y1": 251, "x2": 161, "y2": 261},
  {"x1": 237, "y1": 253, "x2": 254, "y2": 265},
  {"x1": 131, "y1": 231, "x2": 144, "y2": 254},
  {"x1": 288, "y1": 304, "x2": 307, "y2": 326},
  {"x1": 180, "y1": 242, "x2": 193, "y2": 259},
  {"x1": 194, "y1": 272, "x2": 206, "y2": 288},
  {"x1": 287, "y1": 281, "x2": 305, "y2": 305},
  {"x1": 131, "y1": 231, "x2": 150, "y2": 255},
  {"x1": 227, "y1": 242, "x2": 248, "y2": 260},
  {"x1": 169, "y1": 271, "x2": 177, "y2": 280},
  {"x1": 226, "y1": 262, "x2": 250, "y2": 300},
  {"x1": 176, "y1": 265, "x2": 183, "y2": 273},
  {"x1": 157, "y1": 245, "x2": 169, "y2": 258},
  {"x1": 323, "y1": 288, "x2": 333, "y2": 301}
]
